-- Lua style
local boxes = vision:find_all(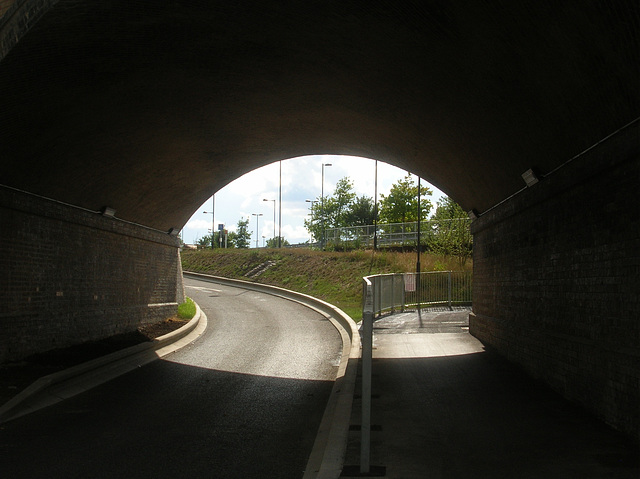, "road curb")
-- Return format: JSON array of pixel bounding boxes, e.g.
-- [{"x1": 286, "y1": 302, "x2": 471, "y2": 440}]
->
[
  {"x1": 183, "y1": 271, "x2": 361, "y2": 479},
  {"x1": 0, "y1": 302, "x2": 207, "y2": 424}
]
